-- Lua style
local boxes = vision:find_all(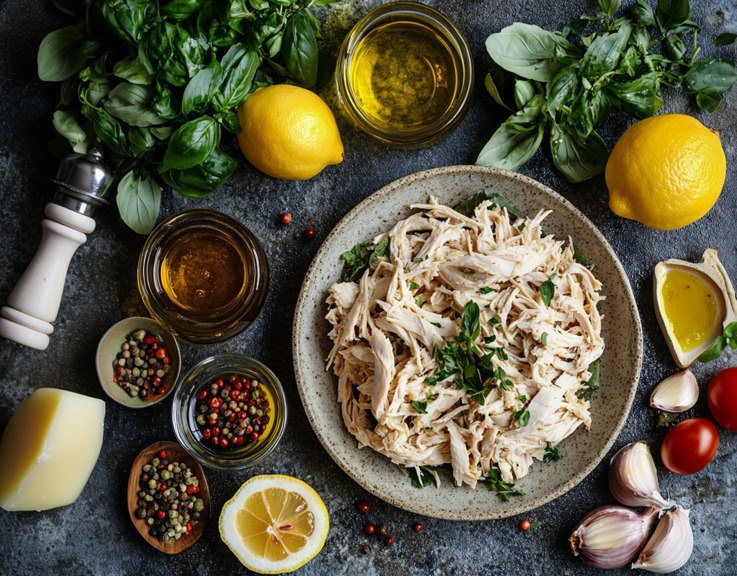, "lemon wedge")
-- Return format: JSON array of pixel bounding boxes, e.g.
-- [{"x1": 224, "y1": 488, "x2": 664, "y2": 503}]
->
[{"x1": 219, "y1": 475, "x2": 329, "y2": 574}]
